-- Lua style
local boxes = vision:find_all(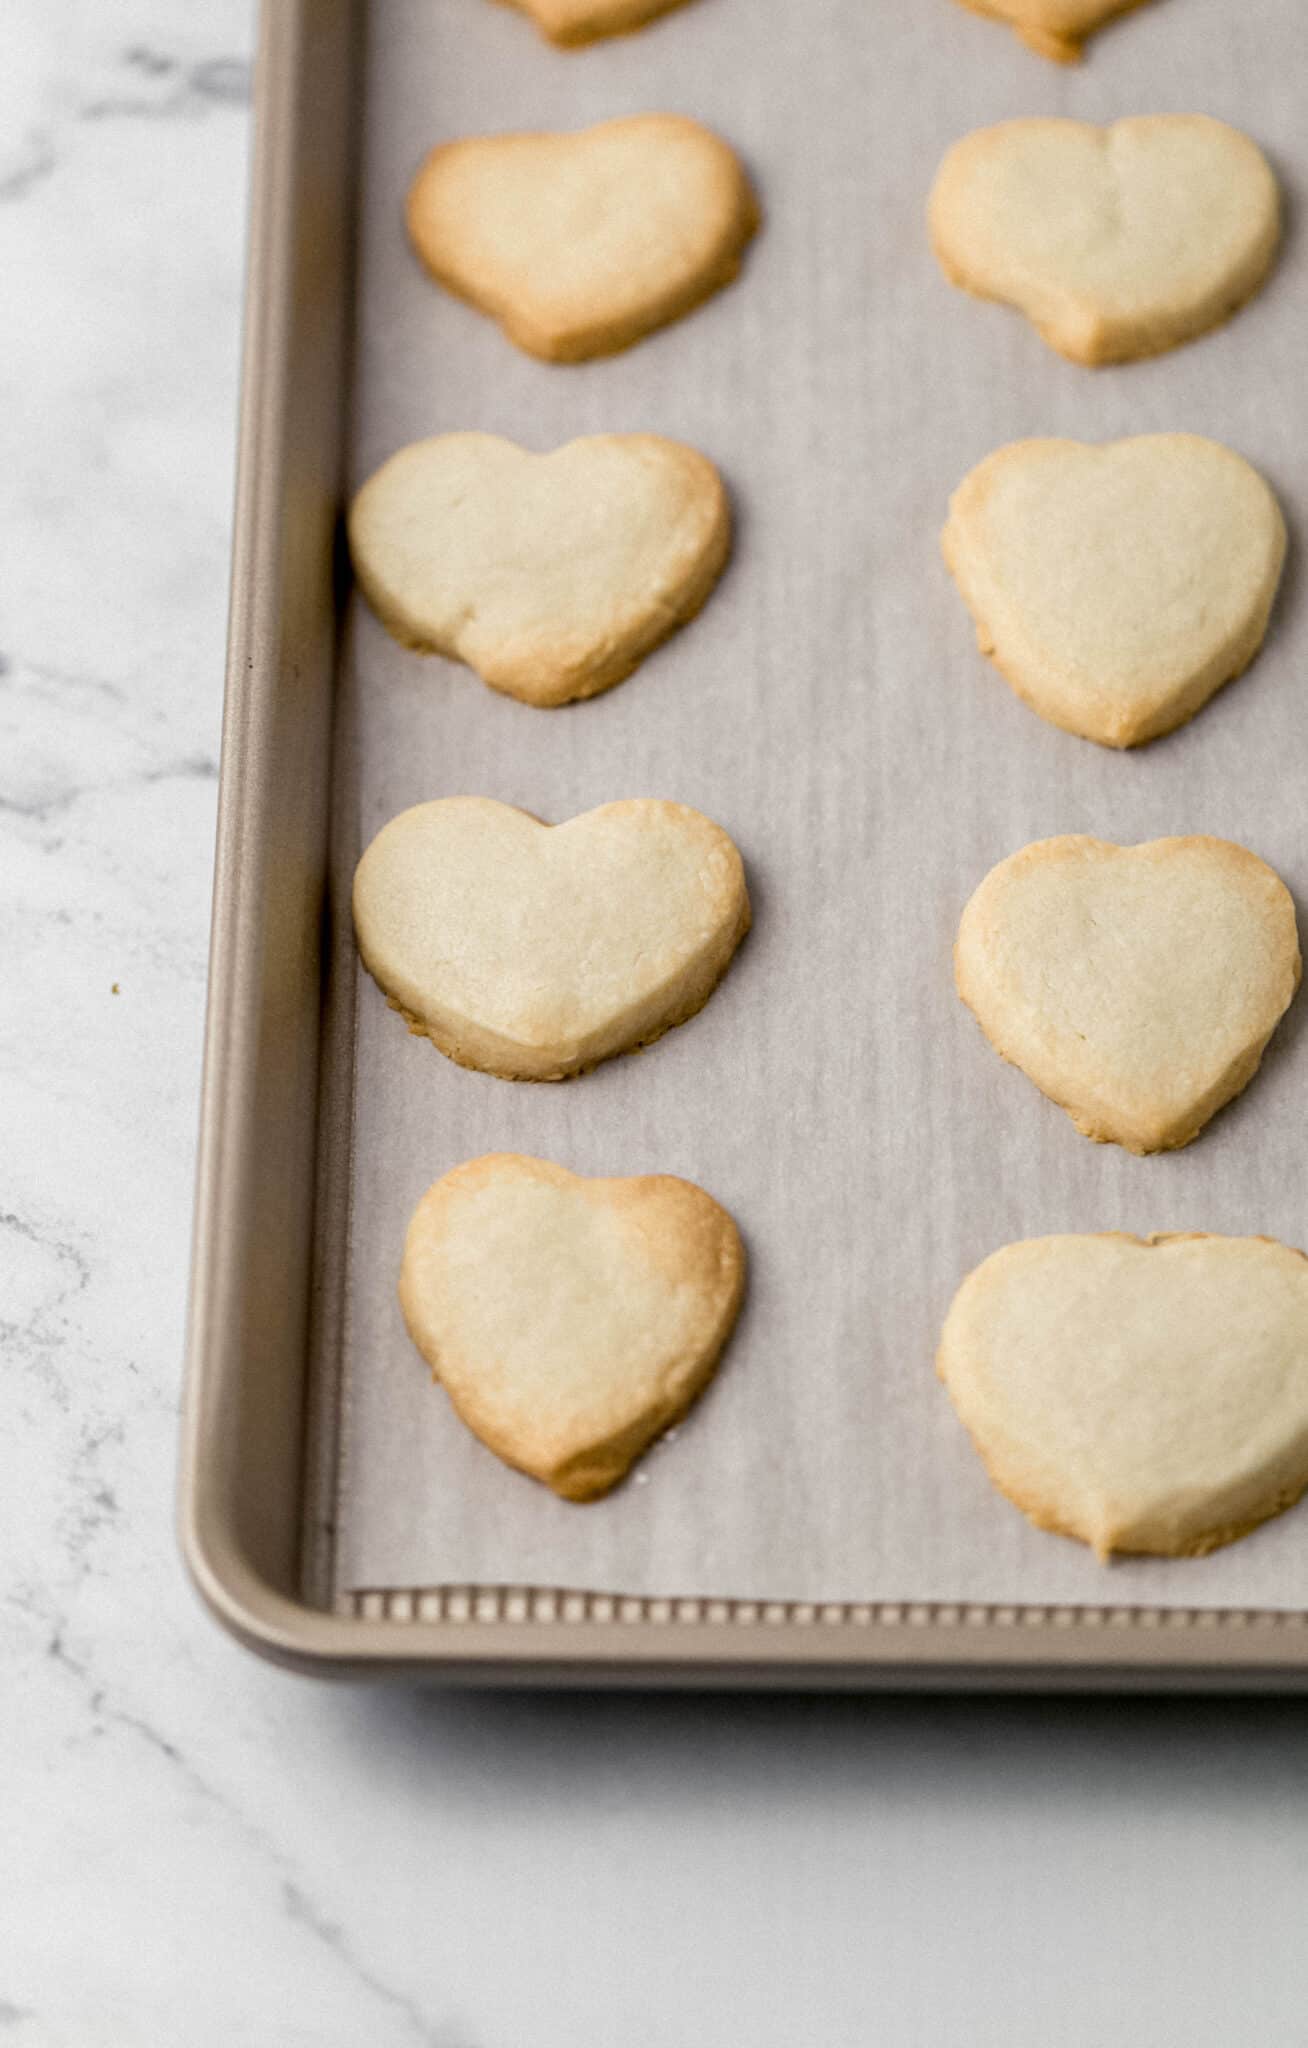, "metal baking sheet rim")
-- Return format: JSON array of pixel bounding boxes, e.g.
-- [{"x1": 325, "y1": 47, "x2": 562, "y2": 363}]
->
[{"x1": 178, "y1": 0, "x2": 1308, "y2": 1687}]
